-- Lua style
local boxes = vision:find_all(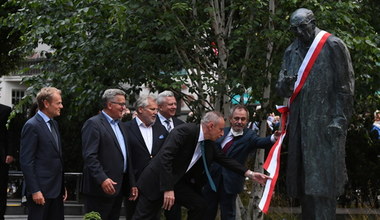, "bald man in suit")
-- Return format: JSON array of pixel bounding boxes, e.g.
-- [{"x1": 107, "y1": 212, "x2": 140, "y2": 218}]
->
[{"x1": 132, "y1": 111, "x2": 270, "y2": 220}]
